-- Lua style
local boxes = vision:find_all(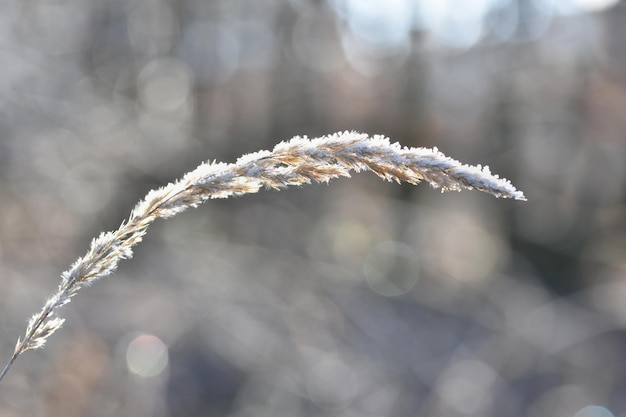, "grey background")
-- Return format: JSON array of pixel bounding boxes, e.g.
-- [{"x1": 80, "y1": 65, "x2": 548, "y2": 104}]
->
[{"x1": 0, "y1": 1, "x2": 625, "y2": 416}]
